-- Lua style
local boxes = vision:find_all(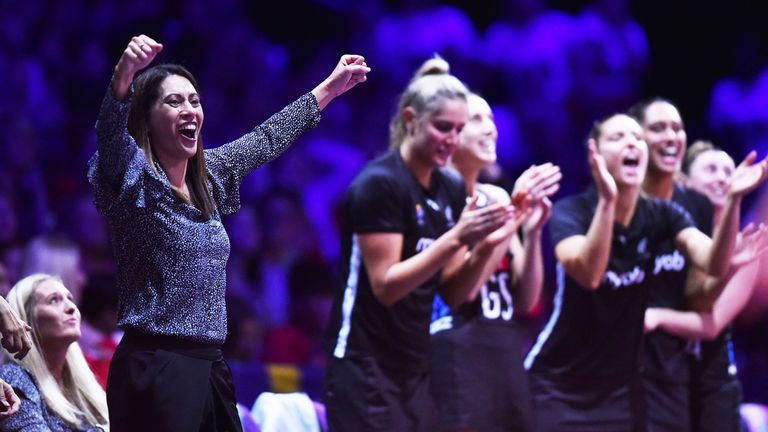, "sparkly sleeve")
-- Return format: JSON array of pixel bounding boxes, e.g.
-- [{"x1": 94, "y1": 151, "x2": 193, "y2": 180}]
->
[
  {"x1": 87, "y1": 86, "x2": 148, "y2": 215},
  {"x1": 205, "y1": 92, "x2": 321, "y2": 215},
  {"x1": 0, "y1": 365, "x2": 49, "y2": 431}
]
